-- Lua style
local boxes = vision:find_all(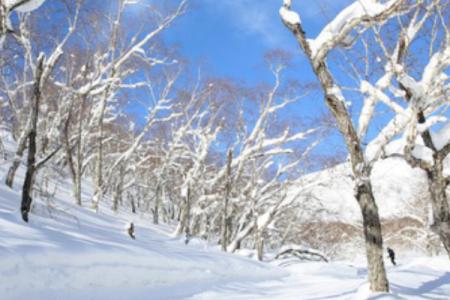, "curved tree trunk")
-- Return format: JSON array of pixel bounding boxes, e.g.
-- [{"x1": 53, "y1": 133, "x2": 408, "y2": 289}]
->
[
  {"x1": 227, "y1": 219, "x2": 254, "y2": 253},
  {"x1": 282, "y1": 19, "x2": 389, "y2": 292}
]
